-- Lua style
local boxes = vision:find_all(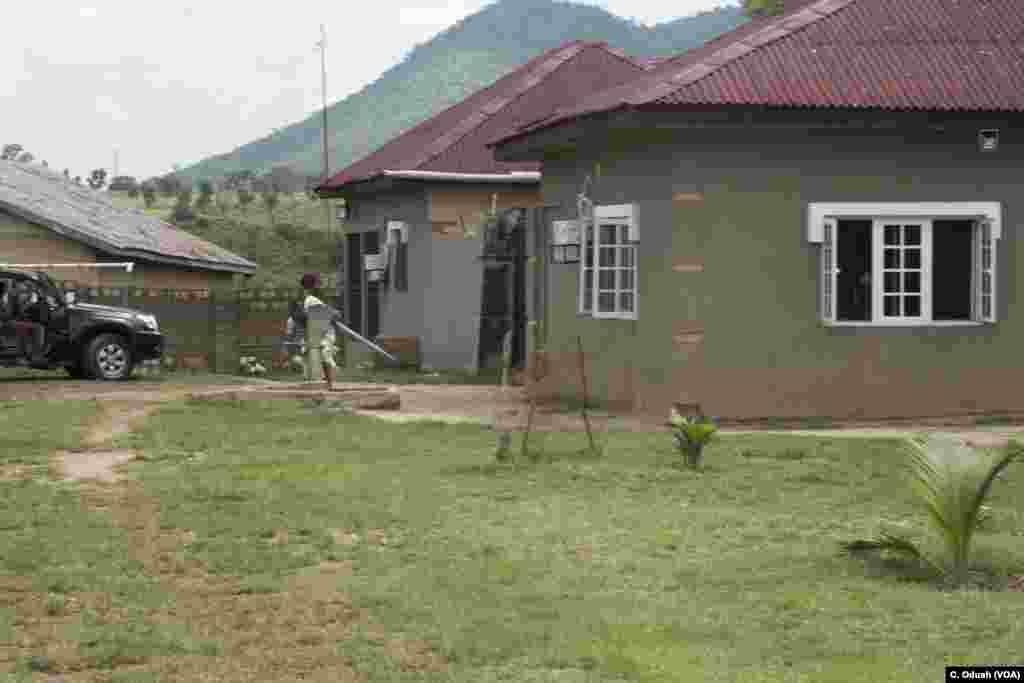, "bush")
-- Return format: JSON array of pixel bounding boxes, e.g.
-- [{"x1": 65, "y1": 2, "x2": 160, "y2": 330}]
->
[
  {"x1": 170, "y1": 205, "x2": 196, "y2": 224},
  {"x1": 668, "y1": 409, "x2": 719, "y2": 469}
]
